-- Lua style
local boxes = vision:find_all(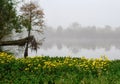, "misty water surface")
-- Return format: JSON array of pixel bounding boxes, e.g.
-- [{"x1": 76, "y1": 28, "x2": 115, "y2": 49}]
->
[
  {"x1": 28, "y1": 26, "x2": 120, "y2": 60},
  {"x1": 28, "y1": 38, "x2": 120, "y2": 60}
]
